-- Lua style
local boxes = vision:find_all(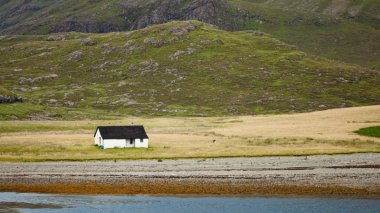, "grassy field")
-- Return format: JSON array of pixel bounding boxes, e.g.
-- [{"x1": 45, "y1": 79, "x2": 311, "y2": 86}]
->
[{"x1": 0, "y1": 105, "x2": 379, "y2": 162}]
